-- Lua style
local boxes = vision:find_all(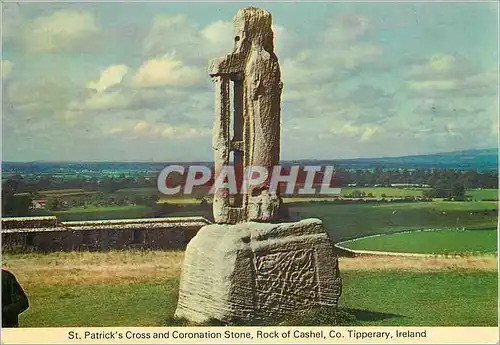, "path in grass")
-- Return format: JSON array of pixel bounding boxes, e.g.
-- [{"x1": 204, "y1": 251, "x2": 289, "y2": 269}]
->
[
  {"x1": 3, "y1": 251, "x2": 497, "y2": 327},
  {"x1": 341, "y1": 229, "x2": 498, "y2": 255}
]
